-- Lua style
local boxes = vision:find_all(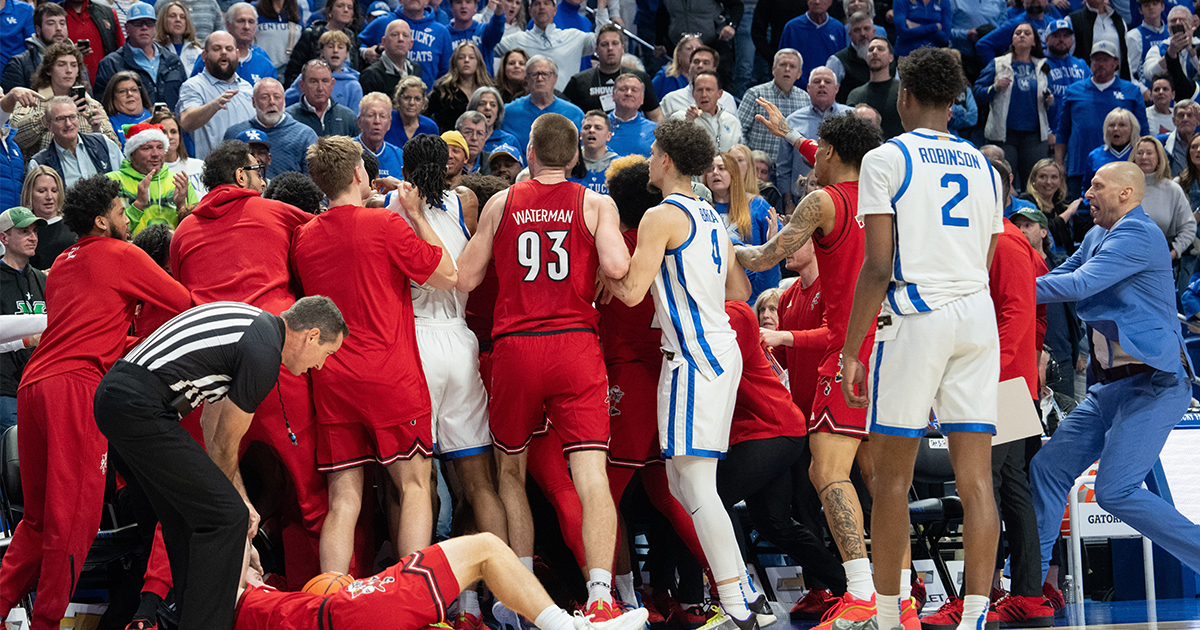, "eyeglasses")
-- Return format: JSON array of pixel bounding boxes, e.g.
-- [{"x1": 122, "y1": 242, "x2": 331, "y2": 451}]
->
[
  {"x1": 529, "y1": 71, "x2": 555, "y2": 80},
  {"x1": 459, "y1": 129, "x2": 486, "y2": 139},
  {"x1": 241, "y1": 163, "x2": 265, "y2": 172},
  {"x1": 116, "y1": 87, "x2": 140, "y2": 96},
  {"x1": 51, "y1": 114, "x2": 78, "y2": 125}
]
